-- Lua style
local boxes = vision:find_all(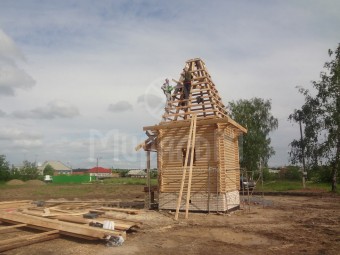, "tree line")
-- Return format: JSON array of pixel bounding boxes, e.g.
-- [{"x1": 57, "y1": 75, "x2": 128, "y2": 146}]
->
[{"x1": 0, "y1": 155, "x2": 41, "y2": 181}]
